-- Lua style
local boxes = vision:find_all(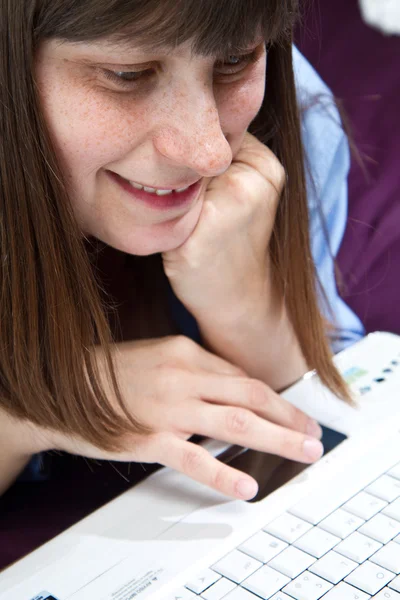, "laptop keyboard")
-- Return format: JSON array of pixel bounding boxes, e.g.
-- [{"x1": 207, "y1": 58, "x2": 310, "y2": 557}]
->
[{"x1": 170, "y1": 461, "x2": 400, "y2": 600}]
